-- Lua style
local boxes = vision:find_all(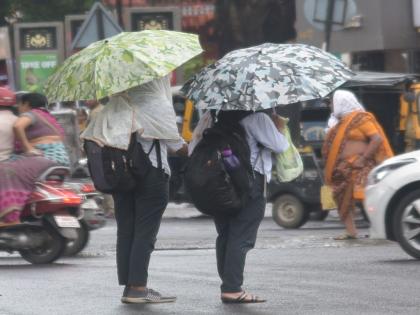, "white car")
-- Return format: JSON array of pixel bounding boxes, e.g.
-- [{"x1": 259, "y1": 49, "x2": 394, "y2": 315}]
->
[{"x1": 365, "y1": 150, "x2": 420, "y2": 259}]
